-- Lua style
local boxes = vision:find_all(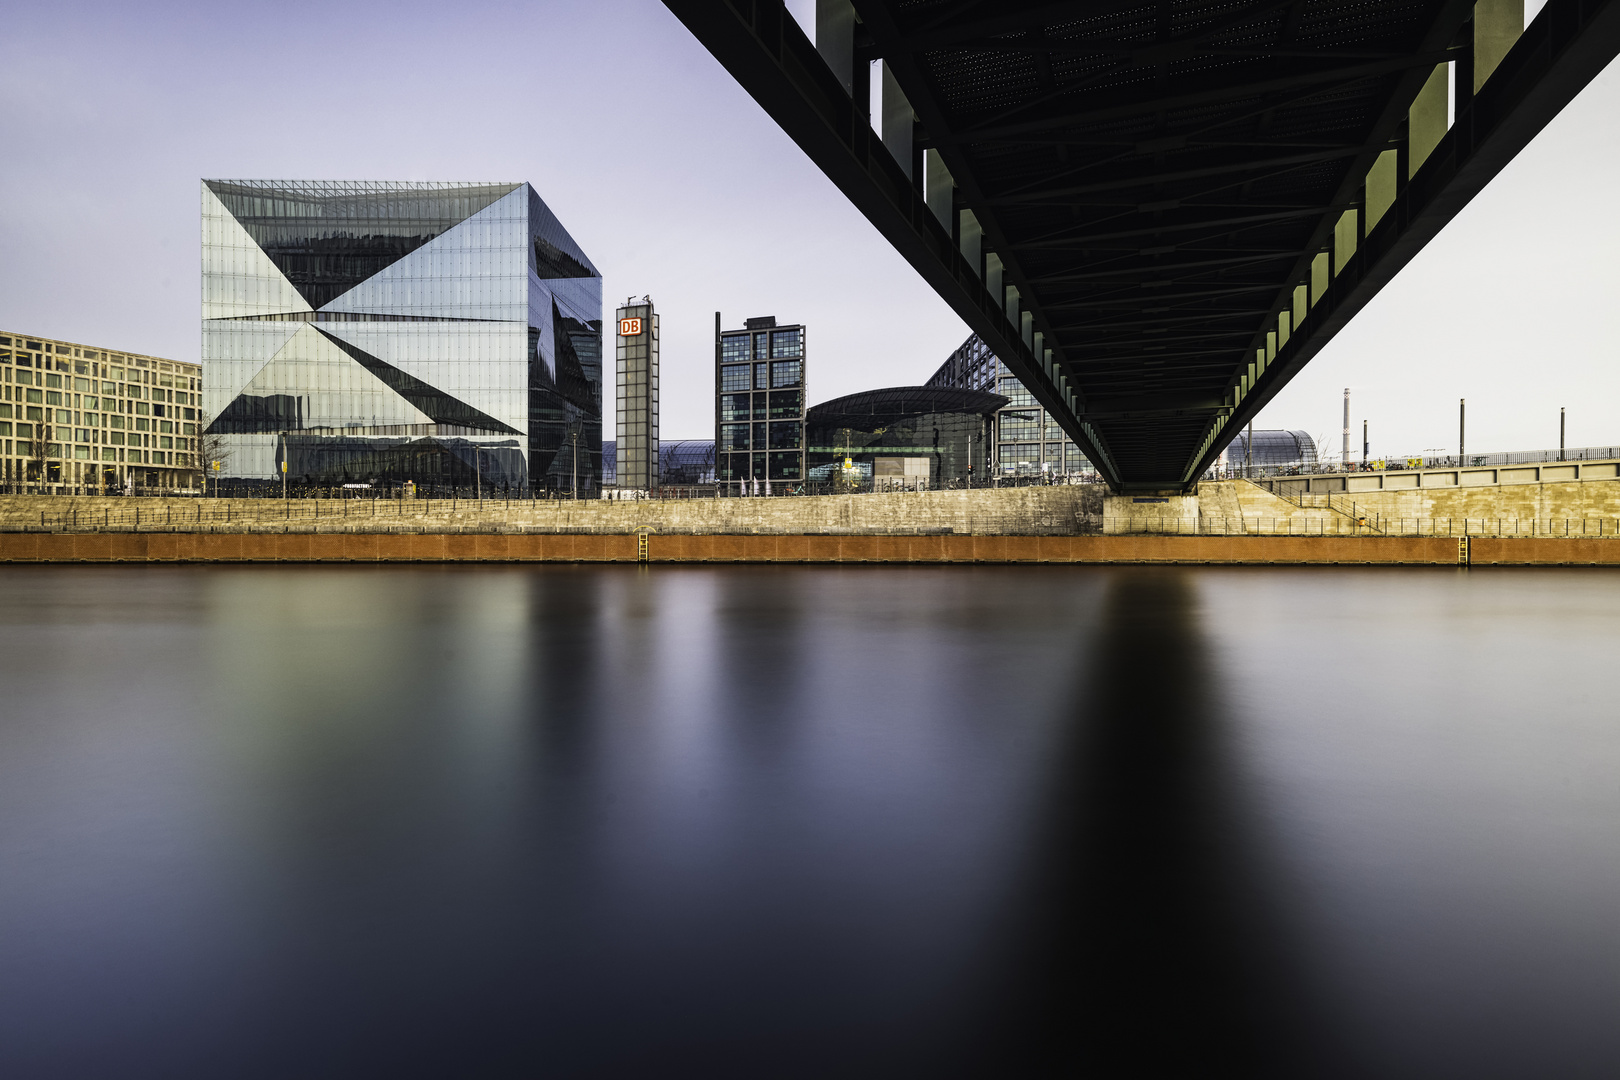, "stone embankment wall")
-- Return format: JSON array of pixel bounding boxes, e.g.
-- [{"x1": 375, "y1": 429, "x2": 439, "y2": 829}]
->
[
  {"x1": 4, "y1": 478, "x2": 1619, "y2": 542},
  {"x1": 1319, "y1": 478, "x2": 1620, "y2": 525},
  {"x1": 0, "y1": 486, "x2": 1107, "y2": 536},
  {"x1": 5, "y1": 531, "x2": 1618, "y2": 565}
]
